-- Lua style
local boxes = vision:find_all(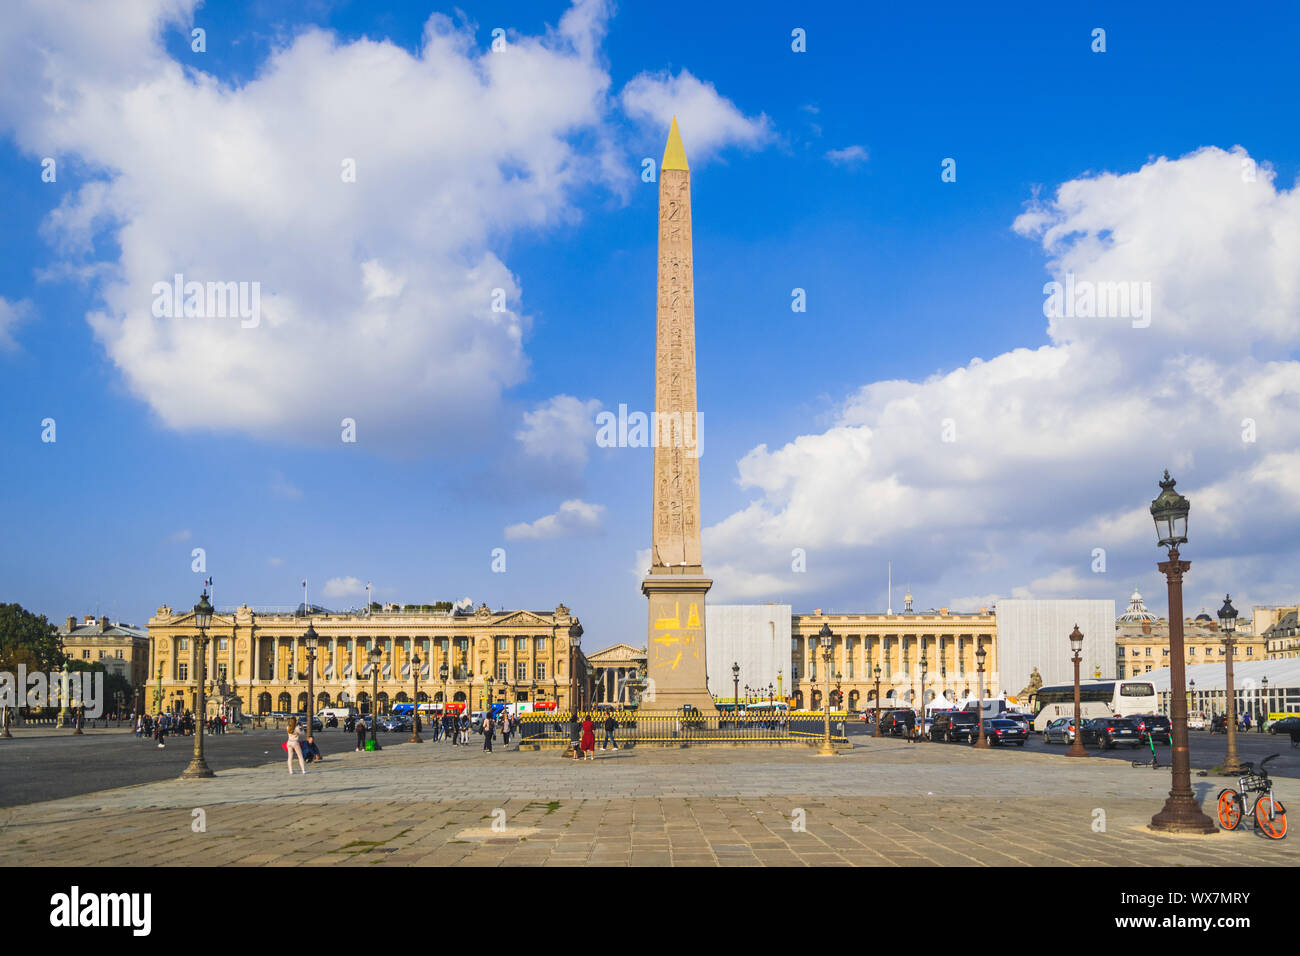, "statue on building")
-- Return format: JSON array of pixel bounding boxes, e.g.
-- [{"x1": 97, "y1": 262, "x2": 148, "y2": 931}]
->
[{"x1": 1019, "y1": 667, "x2": 1043, "y2": 701}]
